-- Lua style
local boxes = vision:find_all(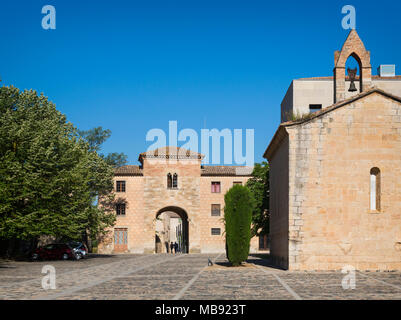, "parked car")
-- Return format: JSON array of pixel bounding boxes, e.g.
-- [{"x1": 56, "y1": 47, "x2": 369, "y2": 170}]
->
[
  {"x1": 67, "y1": 241, "x2": 88, "y2": 259},
  {"x1": 31, "y1": 243, "x2": 80, "y2": 261}
]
